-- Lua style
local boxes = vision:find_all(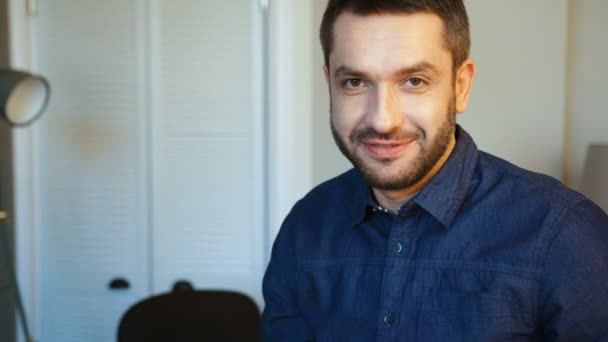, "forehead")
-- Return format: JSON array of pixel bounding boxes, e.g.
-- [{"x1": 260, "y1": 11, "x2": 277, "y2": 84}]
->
[{"x1": 330, "y1": 11, "x2": 451, "y2": 75}]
